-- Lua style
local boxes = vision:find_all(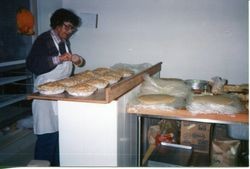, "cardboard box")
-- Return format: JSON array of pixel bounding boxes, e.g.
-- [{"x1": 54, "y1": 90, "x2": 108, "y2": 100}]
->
[{"x1": 180, "y1": 121, "x2": 212, "y2": 153}]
